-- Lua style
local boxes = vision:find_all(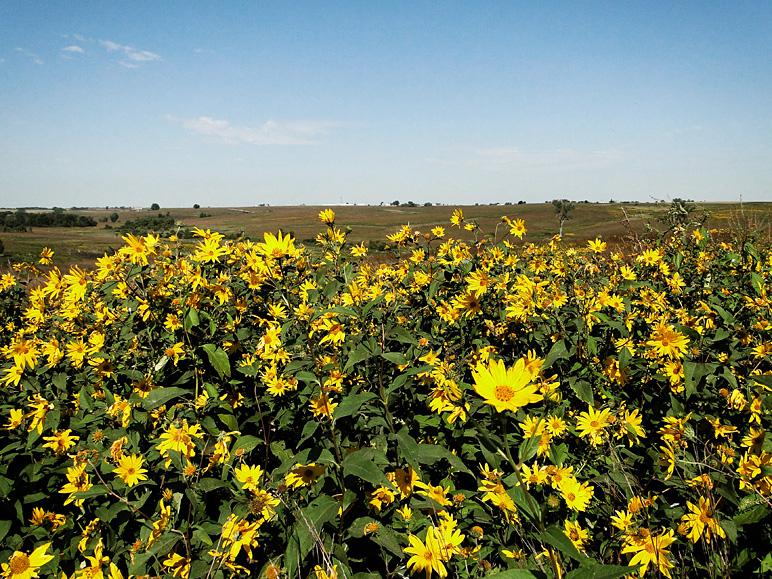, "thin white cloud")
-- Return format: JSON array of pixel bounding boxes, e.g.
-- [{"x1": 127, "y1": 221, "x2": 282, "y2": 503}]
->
[
  {"x1": 62, "y1": 45, "x2": 85, "y2": 54},
  {"x1": 99, "y1": 39, "x2": 162, "y2": 66},
  {"x1": 127, "y1": 50, "x2": 161, "y2": 62},
  {"x1": 15, "y1": 47, "x2": 43, "y2": 64},
  {"x1": 100, "y1": 40, "x2": 125, "y2": 52},
  {"x1": 166, "y1": 115, "x2": 346, "y2": 145}
]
